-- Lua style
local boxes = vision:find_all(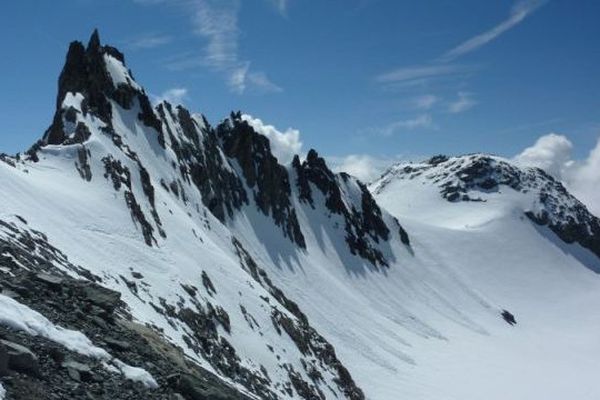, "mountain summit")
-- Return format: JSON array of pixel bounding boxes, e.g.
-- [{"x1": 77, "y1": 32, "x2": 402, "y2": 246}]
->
[
  {"x1": 371, "y1": 154, "x2": 600, "y2": 266},
  {"x1": 1, "y1": 32, "x2": 600, "y2": 400}
]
